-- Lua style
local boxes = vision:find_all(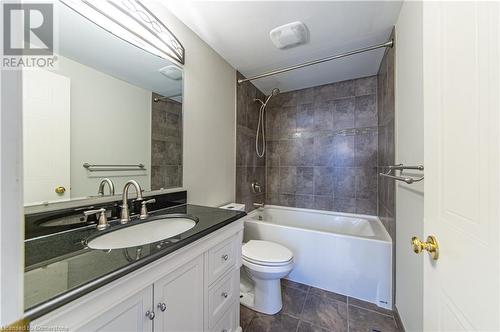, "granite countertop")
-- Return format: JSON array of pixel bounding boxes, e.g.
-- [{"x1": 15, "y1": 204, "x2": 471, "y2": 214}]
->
[{"x1": 24, "y1": 204, "x2": 245, "y2": 320}]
